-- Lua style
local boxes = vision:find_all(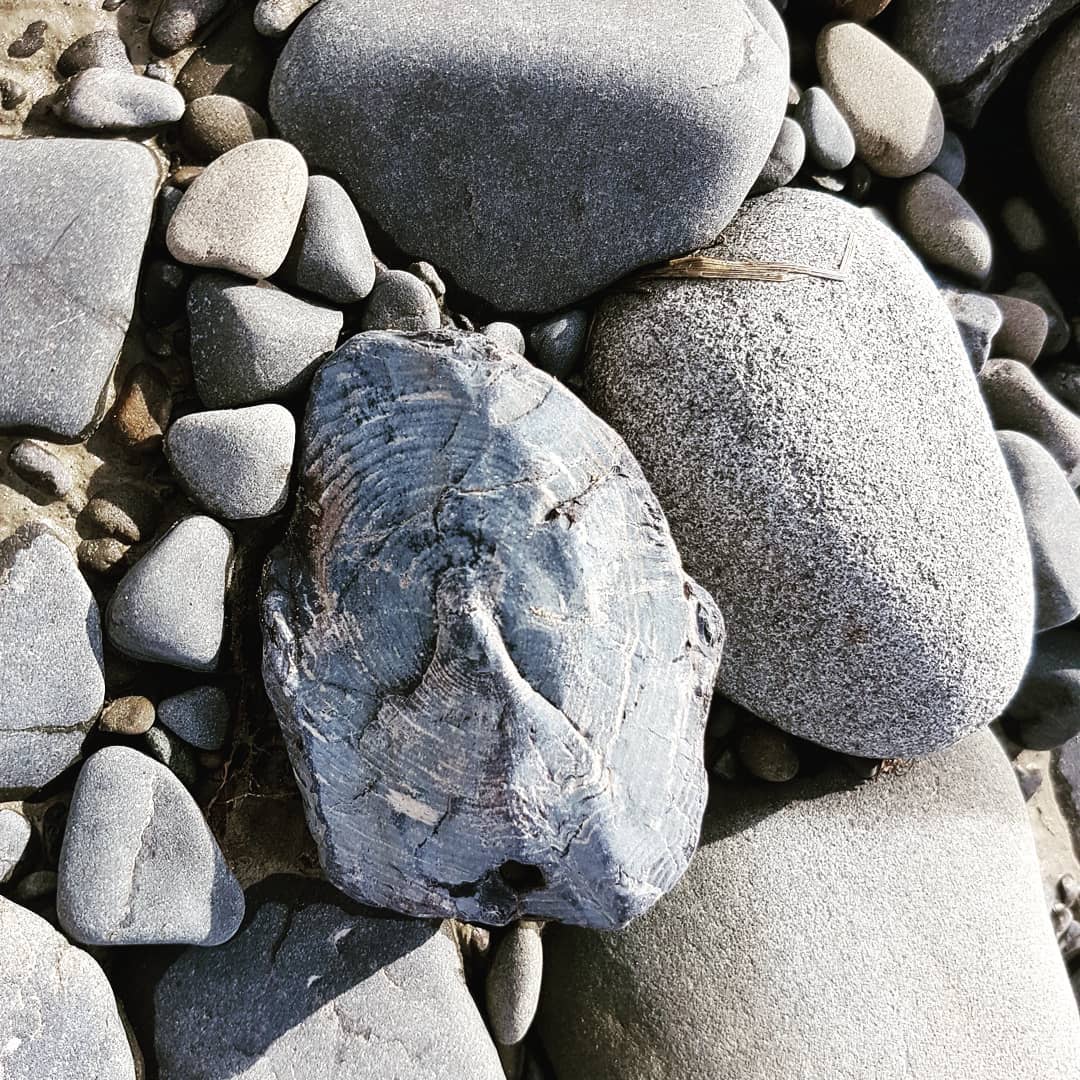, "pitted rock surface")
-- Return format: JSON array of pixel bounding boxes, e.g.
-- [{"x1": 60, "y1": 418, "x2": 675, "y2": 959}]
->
[{"x1": 261, "y1": 329, "x2": 723, "y2": 928}]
